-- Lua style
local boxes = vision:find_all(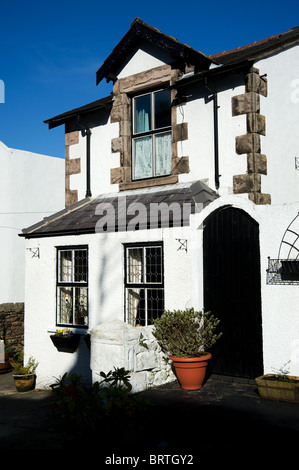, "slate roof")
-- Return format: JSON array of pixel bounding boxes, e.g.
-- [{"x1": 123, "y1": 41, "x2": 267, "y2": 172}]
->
[
  {"x1": 21, "y1": 181, "x2": 218, "y2": 238},
  {"x1": 210, "y1": 26, "x2": 299, "y2": 66}
]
